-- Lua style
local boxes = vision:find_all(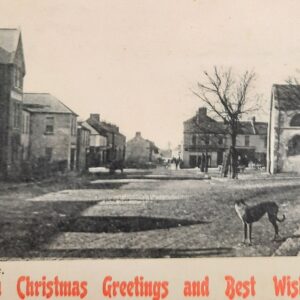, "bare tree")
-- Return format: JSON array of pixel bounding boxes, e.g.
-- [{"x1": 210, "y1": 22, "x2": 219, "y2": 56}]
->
[
  {"x1": 192, "y1": 67, "x2": 260, "y2": 178},
  {"x1": 191, "y1": 118, "x2": 226, "y2": 173}
]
